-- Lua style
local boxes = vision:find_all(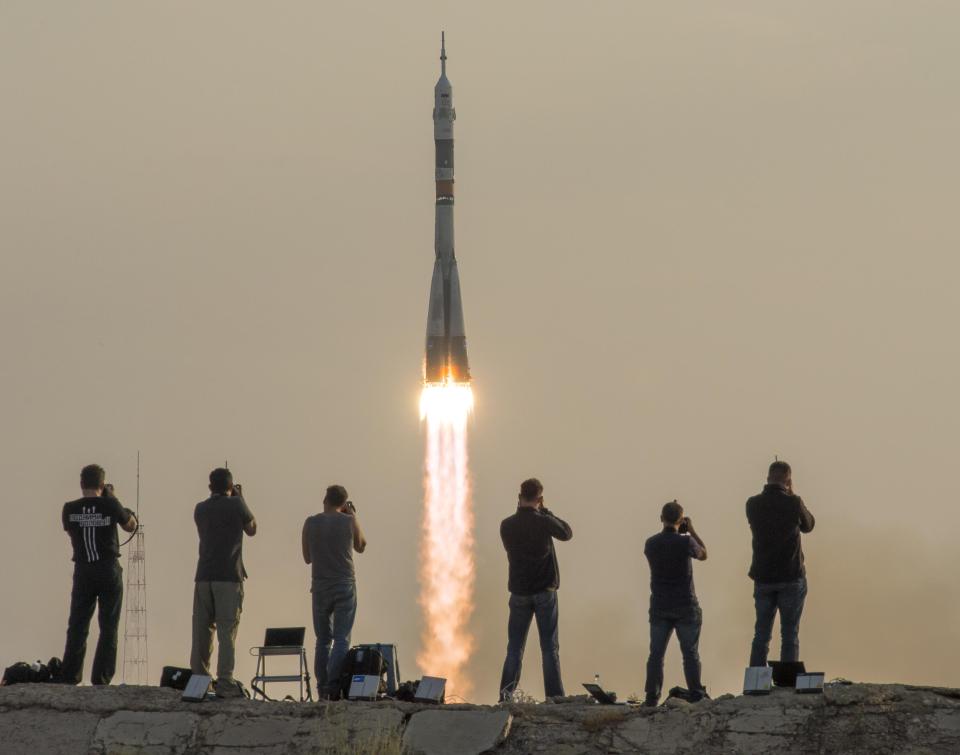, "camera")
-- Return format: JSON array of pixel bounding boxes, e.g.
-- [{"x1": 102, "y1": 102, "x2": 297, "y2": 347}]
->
[
  {"x1": 233, "y1": 483, "x2": 243, "y2": 496},
  {"x1": 102, "y1": 484, "x2": 115, "y2": 498},
  {"x1": 343, "y1": 501, "x2": 357, "y2": 514},
  {"x1": 678, "y1": 517, "x2": 690, "y2": 535}
]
